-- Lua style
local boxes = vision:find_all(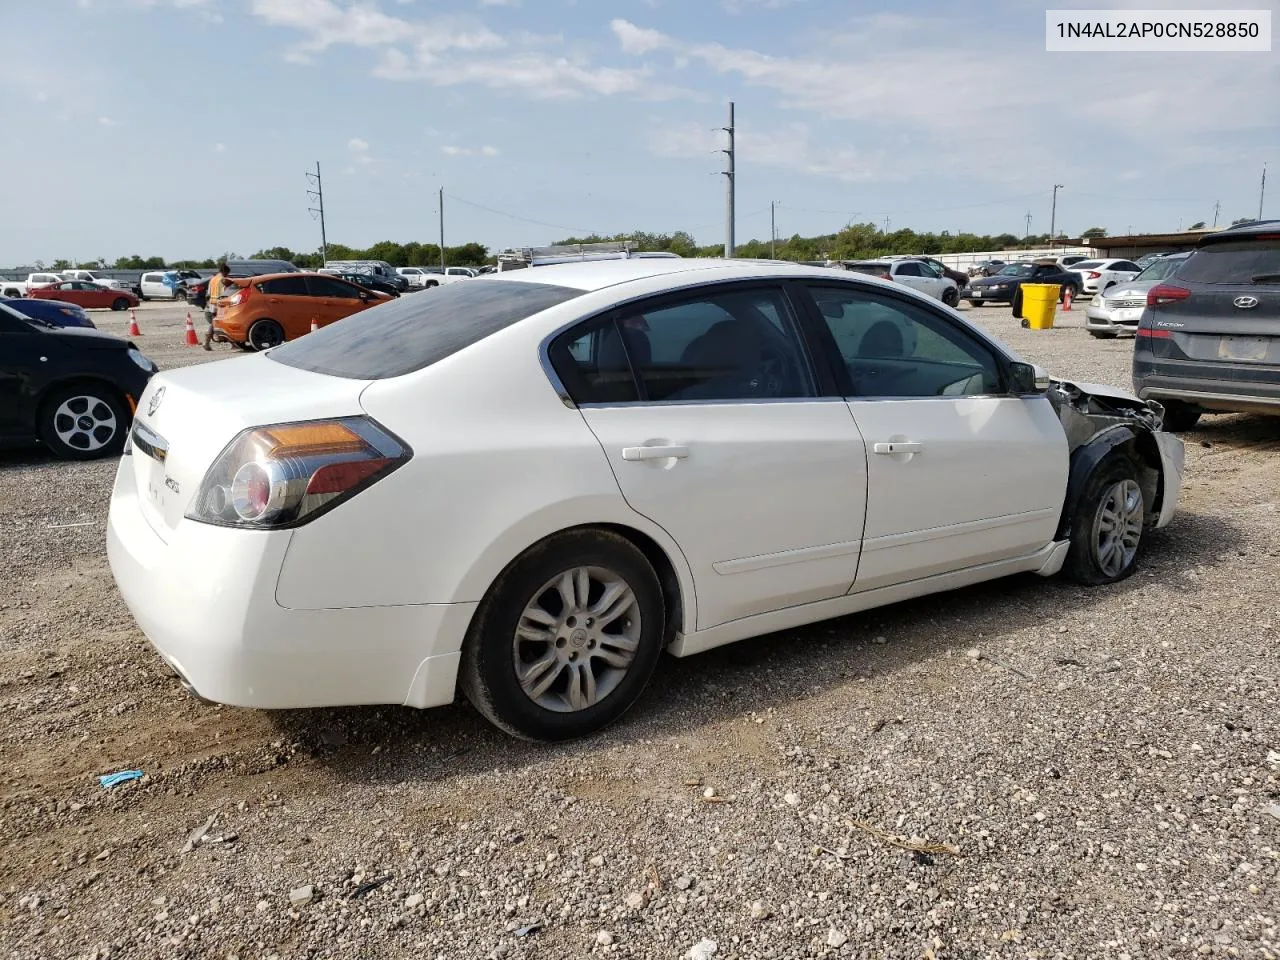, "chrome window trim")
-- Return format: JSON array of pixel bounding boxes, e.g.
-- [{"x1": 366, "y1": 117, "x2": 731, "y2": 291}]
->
[{"x1": 536, "y1": 272, "x2": 1025, "y2": 410}]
